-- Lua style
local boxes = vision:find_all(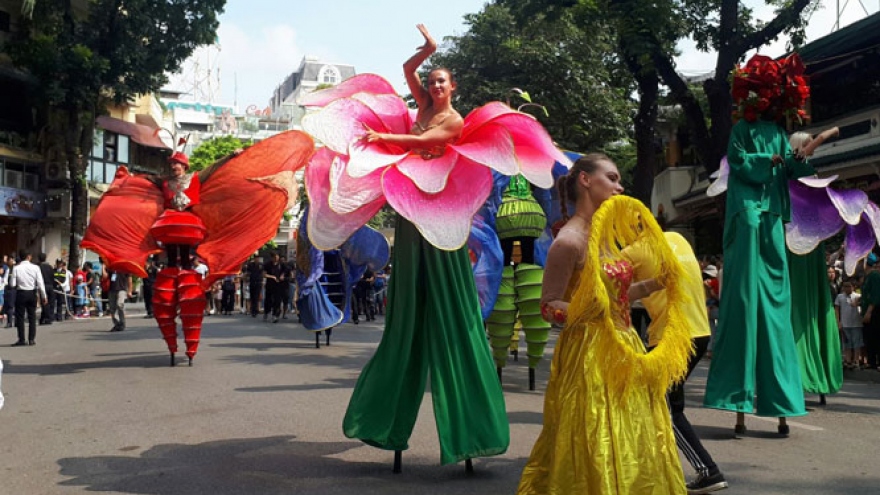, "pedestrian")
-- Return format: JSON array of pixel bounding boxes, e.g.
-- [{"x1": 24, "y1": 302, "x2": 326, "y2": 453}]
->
[
  {"x1": 193, "y1": 257, "x2": 211, "y2": 315},
  {"x1": 837, "y1": 281, "x2": 864, "y2": 369},
  {"x1": 373, "y1": 267, "x2": 387, "y2": 315},
  {"x1": 10, "y1": 250, "x2": 47, "y2": 346},
  {"x1": 247, "y1": 256, "x2": 263, "y2": 318},
  {"x1": 52, "y1": 260, "x2": 71, "y2": 321},
  {"x1": 221, "y1": 275, "x2": 236, "y2": 315},
  {"x1": 4, "y1": 256, "x2": 17, "y2": 328},
  {"x1": 89, "y1": 260, "x2": 104, "y2": 317},
  {"x1": 263, "y1": 252, "x2": 285, "y2": 323},
  {"x1": 106, "y1": 267, "x2": 132, "y2": 332},
  {"x1": 0, "y1": 255, "x2": 7, "y2": 326},
  {"x1": 623, "y1": 231, "x2": 729, "y2": 494},
  {"x1": 142, "y1": 257, "x2": 158, "y2": 318},
  {"x1": 37, "y1": 253, "x2": 55, "y2": 325},
  {"x1": 354, "y1": 269, "x2": 375, "y2": 322}
]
